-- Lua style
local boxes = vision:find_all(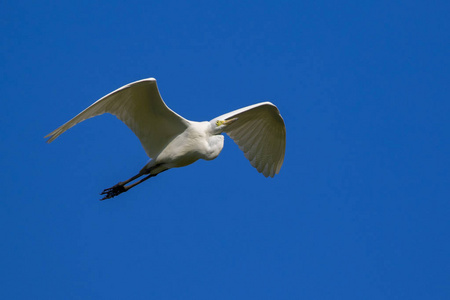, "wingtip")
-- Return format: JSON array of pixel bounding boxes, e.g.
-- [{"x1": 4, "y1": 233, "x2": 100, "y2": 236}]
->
[{"x1": 127, "y1": 78, "x2": 157, "y2": 86}]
